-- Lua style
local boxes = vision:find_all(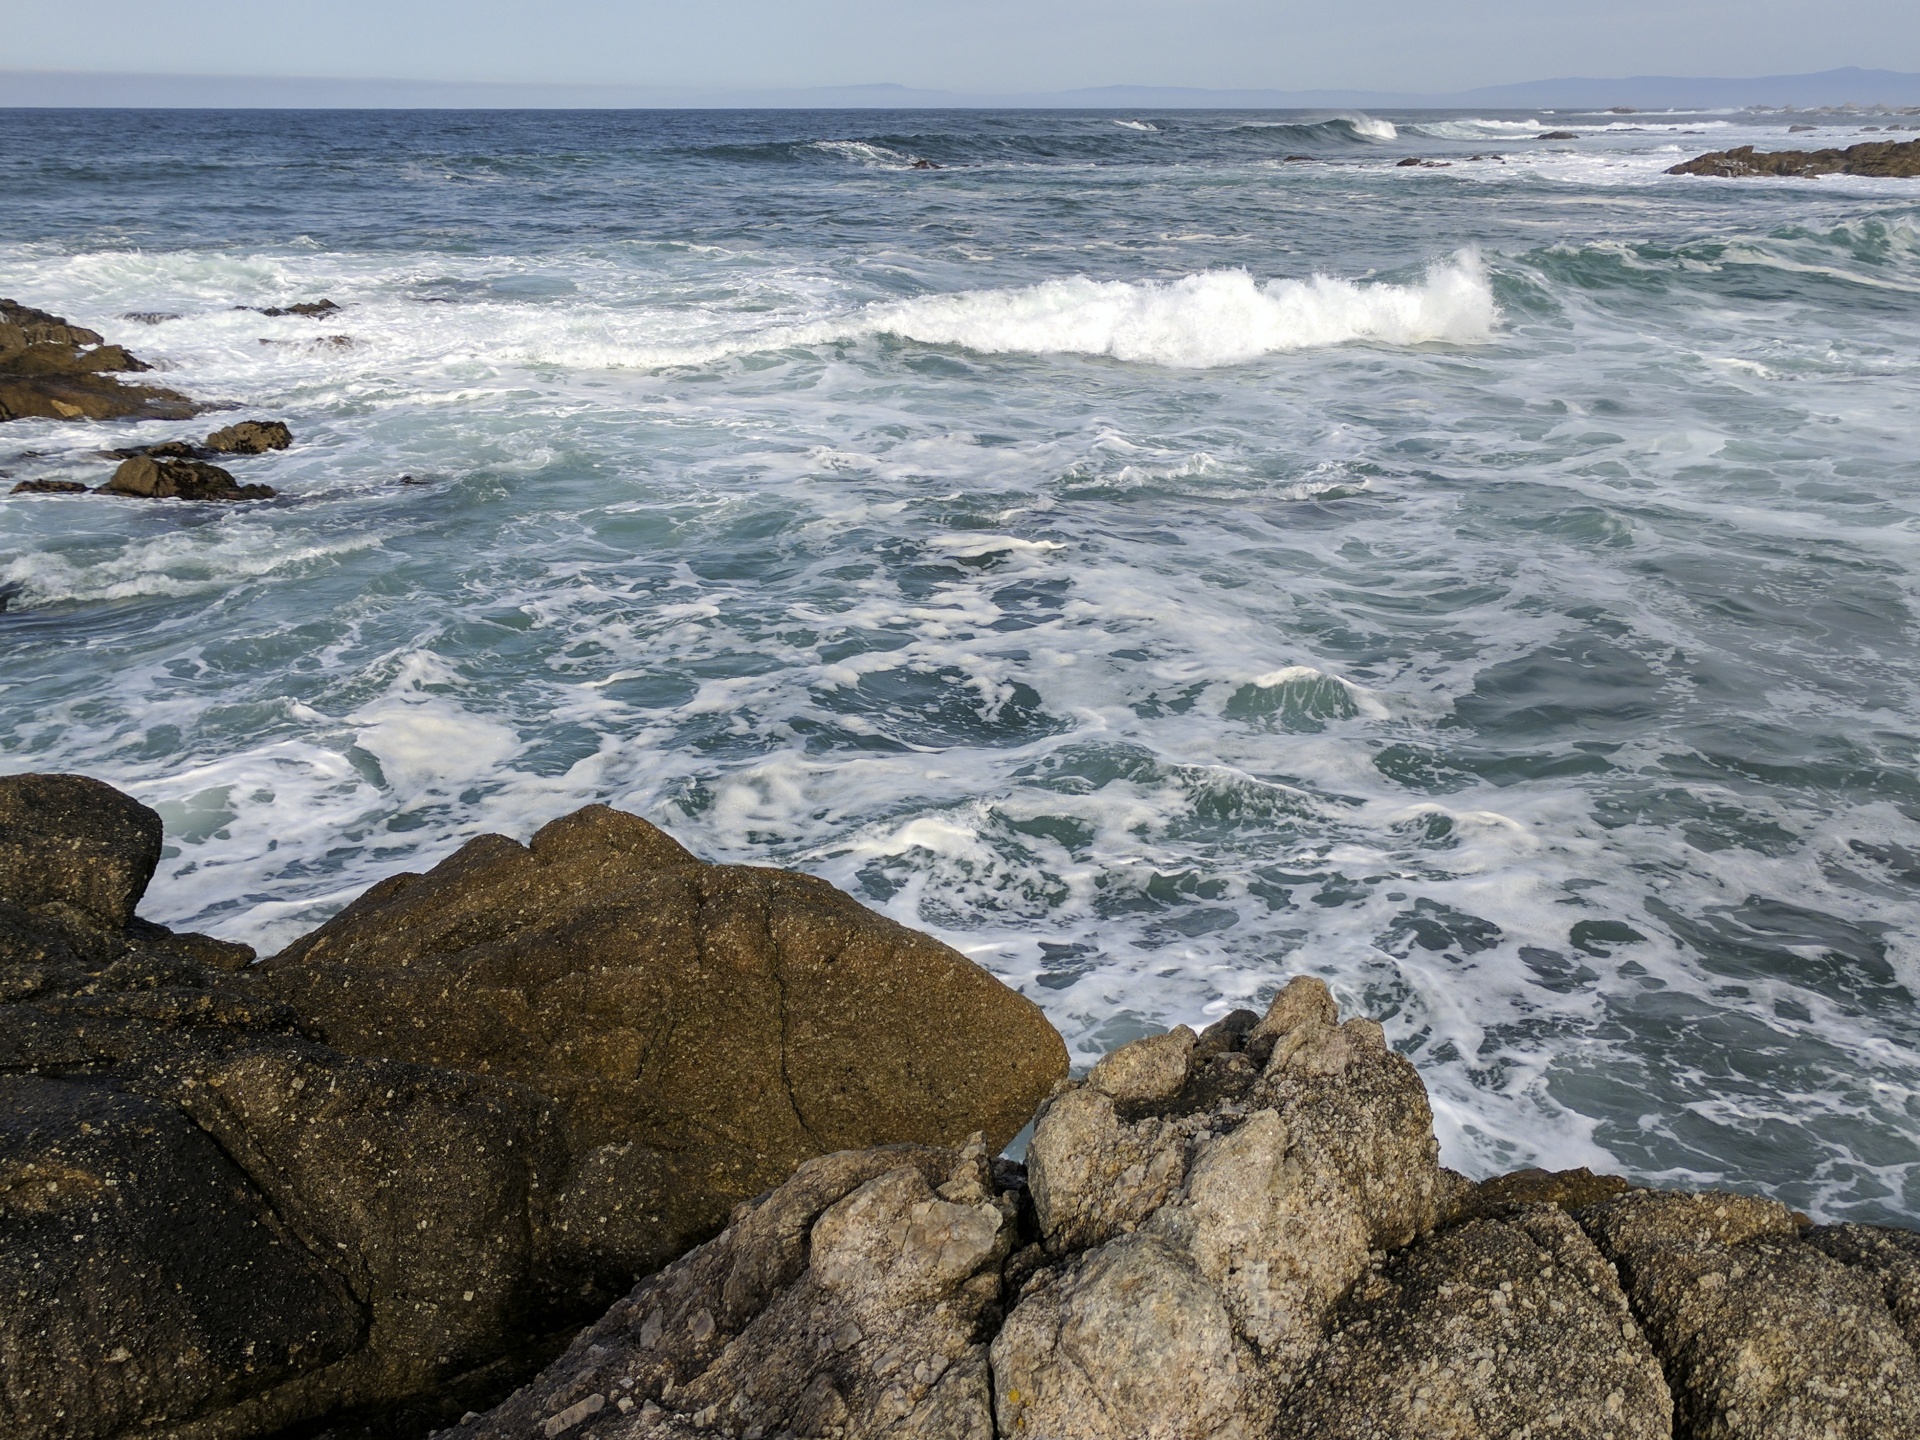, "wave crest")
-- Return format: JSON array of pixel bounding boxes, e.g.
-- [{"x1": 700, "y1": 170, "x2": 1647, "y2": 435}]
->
[
  {"x1": 855, "y1": 252, "x2": 1496, "y2": 368},
  {"x1": 1237, "y1": 114, "x2": 1398, "y2": 145}
]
